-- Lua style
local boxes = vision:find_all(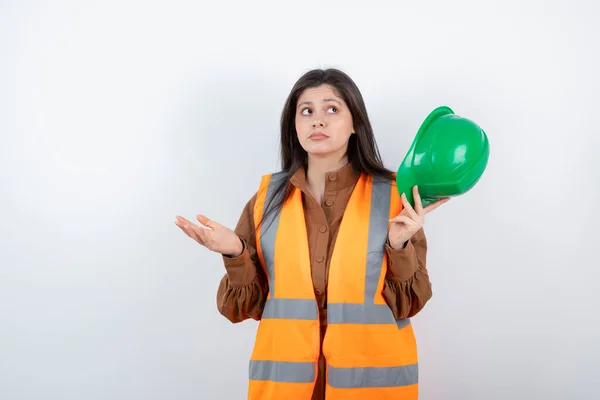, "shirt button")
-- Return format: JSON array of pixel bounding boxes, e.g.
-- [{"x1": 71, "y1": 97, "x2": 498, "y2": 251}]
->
[
  {"x1": 328, "y1": 174, "x2": 337, "y2": 181},
  {"x1": 319, "y1": 225, "x2": 327, "y2": 233},
  {"x1": 325, "y1": 199, "x2": 334, "y2": 207},
  {"x1": 316, "y1": 256, "x2": 324, "y2": 263}
]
